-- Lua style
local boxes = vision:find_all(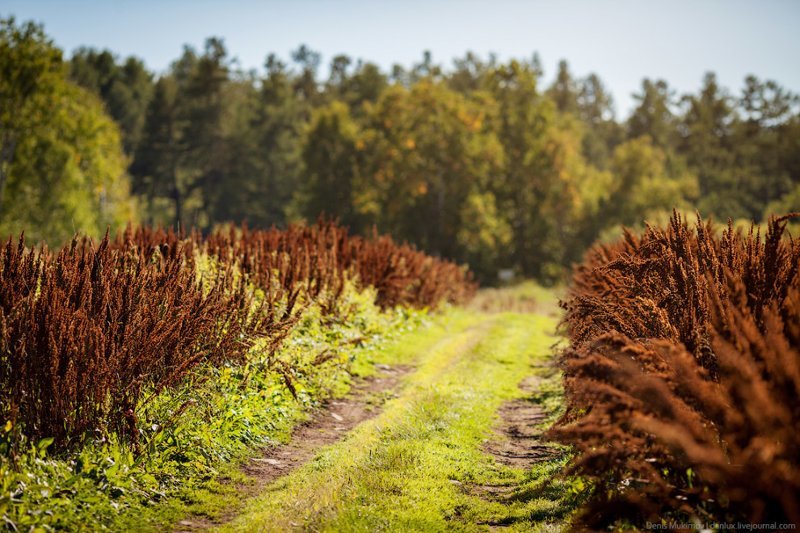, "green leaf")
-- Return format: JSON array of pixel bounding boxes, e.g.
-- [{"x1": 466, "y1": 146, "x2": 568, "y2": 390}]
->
[{"x1": 37, "y1": 438, "x2": 55, "y2": 455}]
